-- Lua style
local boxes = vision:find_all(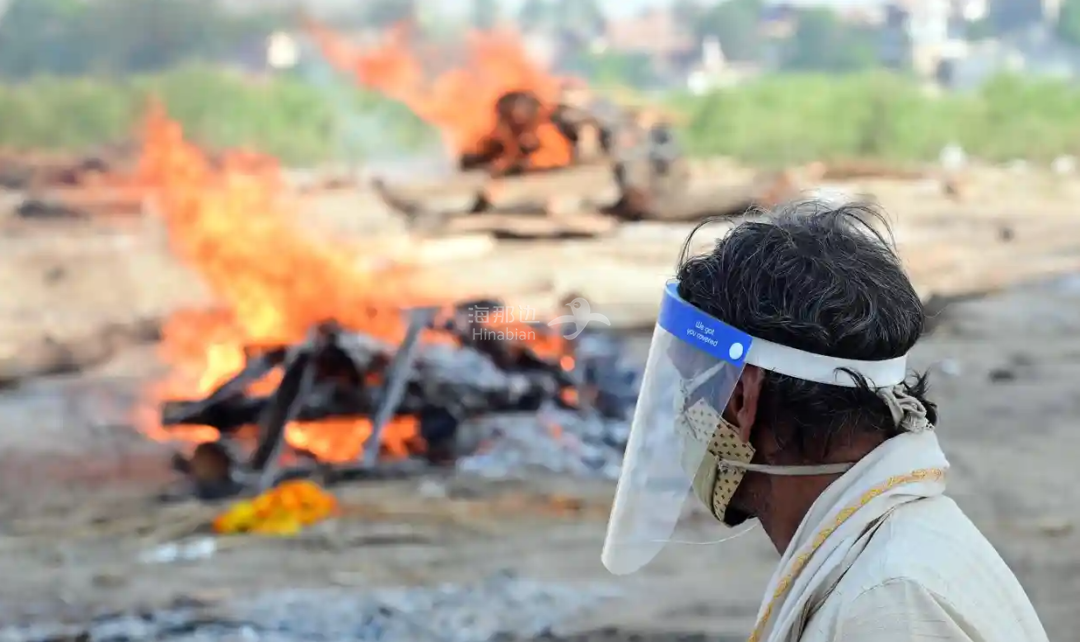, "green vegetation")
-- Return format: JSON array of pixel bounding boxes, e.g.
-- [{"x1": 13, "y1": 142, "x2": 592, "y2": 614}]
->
[
  {"x1": 3, "y1": 68, "x2": 1080, "y2": 166},
  {"x1": 674, "y1": 73, "x2": 1080, "y2": 165},
  {"x1": 0, "y1": 67, "x2": 433, "y2": 164}
]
